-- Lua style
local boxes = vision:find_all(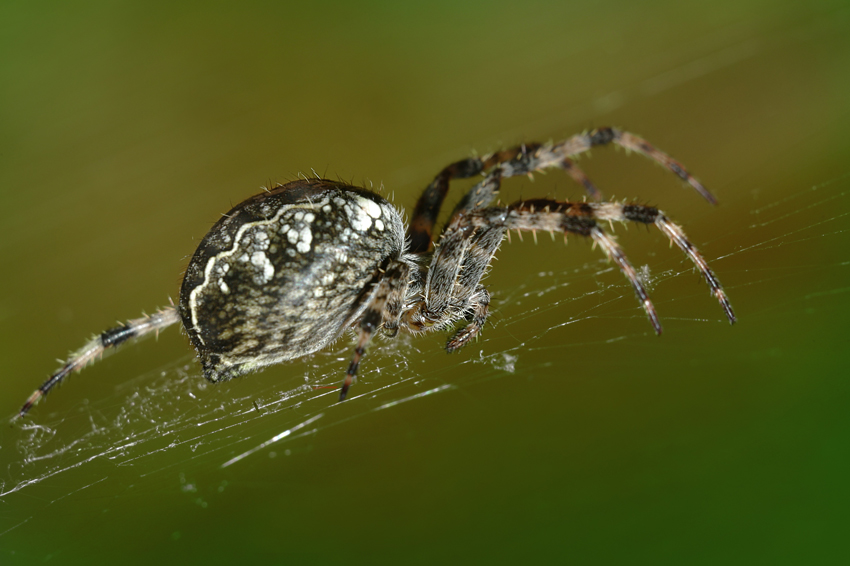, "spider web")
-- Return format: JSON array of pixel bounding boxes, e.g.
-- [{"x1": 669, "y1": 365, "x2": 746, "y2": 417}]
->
[
  {"x1": 1, "y1": 155, "x2": 848, "y2": 543},
  {"x1": 0, "y1": 83, "x2": 850, "y2": 560}
]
